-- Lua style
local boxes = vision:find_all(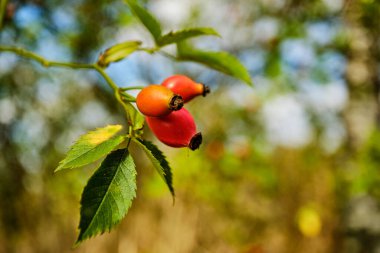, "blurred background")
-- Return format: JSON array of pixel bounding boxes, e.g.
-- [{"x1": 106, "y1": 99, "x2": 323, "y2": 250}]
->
[{"x1": 1, "y1": 0, "x2": 380, "y2": 252}]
